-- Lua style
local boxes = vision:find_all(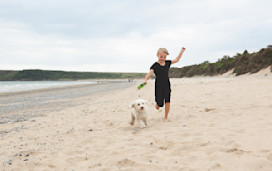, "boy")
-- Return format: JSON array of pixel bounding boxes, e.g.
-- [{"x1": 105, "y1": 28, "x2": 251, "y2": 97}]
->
[{"x1": 144, "y1": 47, "x2": 186, "y2": 121}]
